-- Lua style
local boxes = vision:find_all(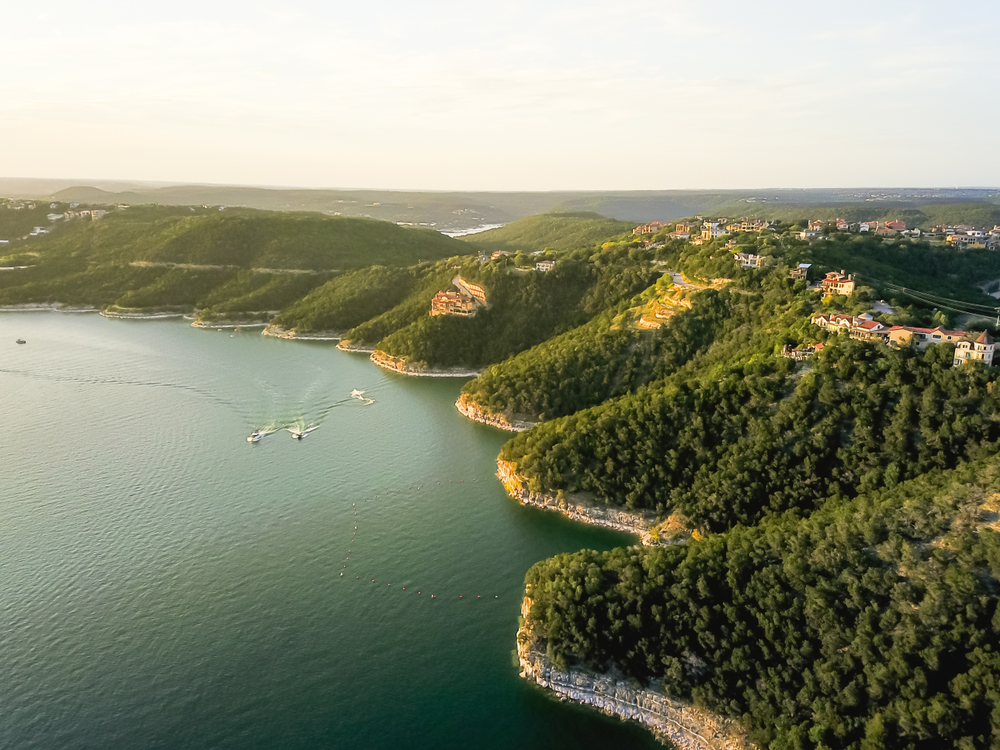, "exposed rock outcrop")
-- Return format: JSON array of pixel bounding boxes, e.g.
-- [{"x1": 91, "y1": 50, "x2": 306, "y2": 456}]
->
[
  {"x1": 498, "y1": 459, "x2": 667, "y2": 544},
  {"x1": 455, "y1": 394, "x2": 535, "y2": 432},
  {"x1": 518, "y1": 595, "x2": 755, "y2": 750},
  {"x1": 370, "y1": 349, "x2": 482, "y2": 378},
  {"x1": 336, "y1": 340, "x2": 375, "y2": 353},
  {"x1": 262, "y1": 325, "x2": 341, "y2": 340}
]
